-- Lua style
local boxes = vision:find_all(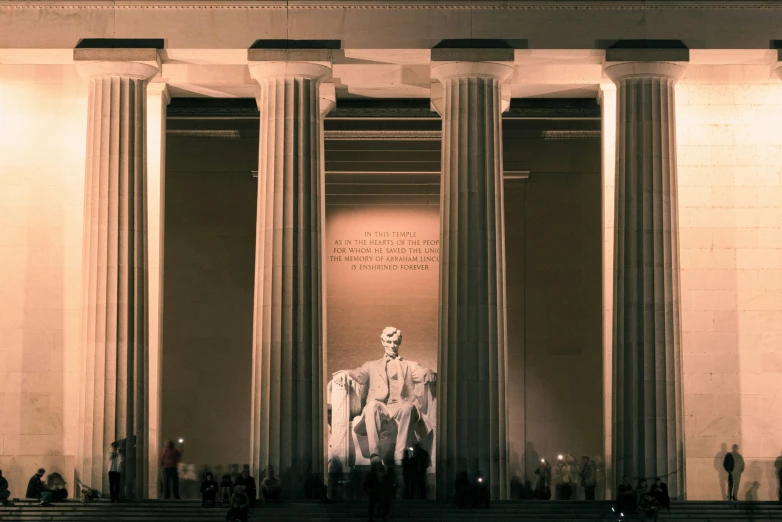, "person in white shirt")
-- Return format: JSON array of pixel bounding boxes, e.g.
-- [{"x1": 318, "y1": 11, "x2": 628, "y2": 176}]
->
[{"x1": 107, "y1": 442, "x2": 123, "y2": 503}]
